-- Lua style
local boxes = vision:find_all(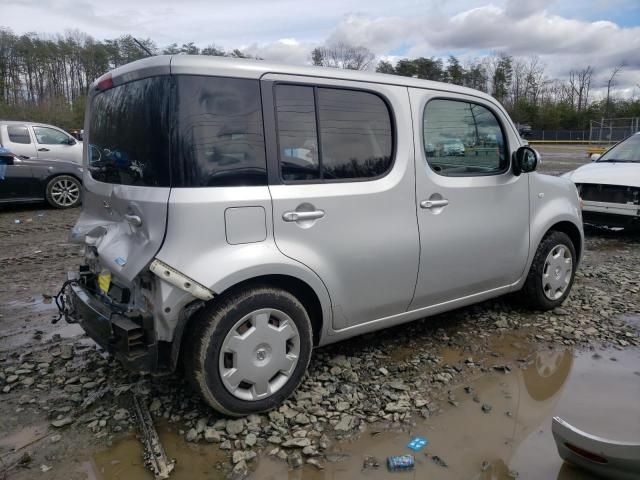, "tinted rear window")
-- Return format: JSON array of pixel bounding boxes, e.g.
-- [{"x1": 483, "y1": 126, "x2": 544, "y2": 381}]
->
[
  {"x1": 7, "y1": 125, "x2": 31, "y2": 144},
  {"x1": 173, "y1": 76, "x2": 267, "y2": 187},
  {"x1": 89, "y1": 76, "x2": 173, "y2": 187},
  {"x1": 274, "y1": 85, "x2": 394, "y2": 182}
]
